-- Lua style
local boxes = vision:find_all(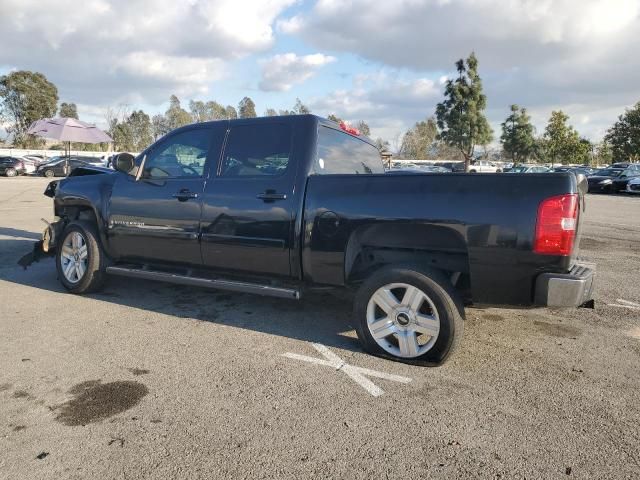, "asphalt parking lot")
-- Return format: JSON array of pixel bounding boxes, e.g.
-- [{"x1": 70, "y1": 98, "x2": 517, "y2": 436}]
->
[{"x1": 1, "y1": 177, "x2": 639, "y2": 479}]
